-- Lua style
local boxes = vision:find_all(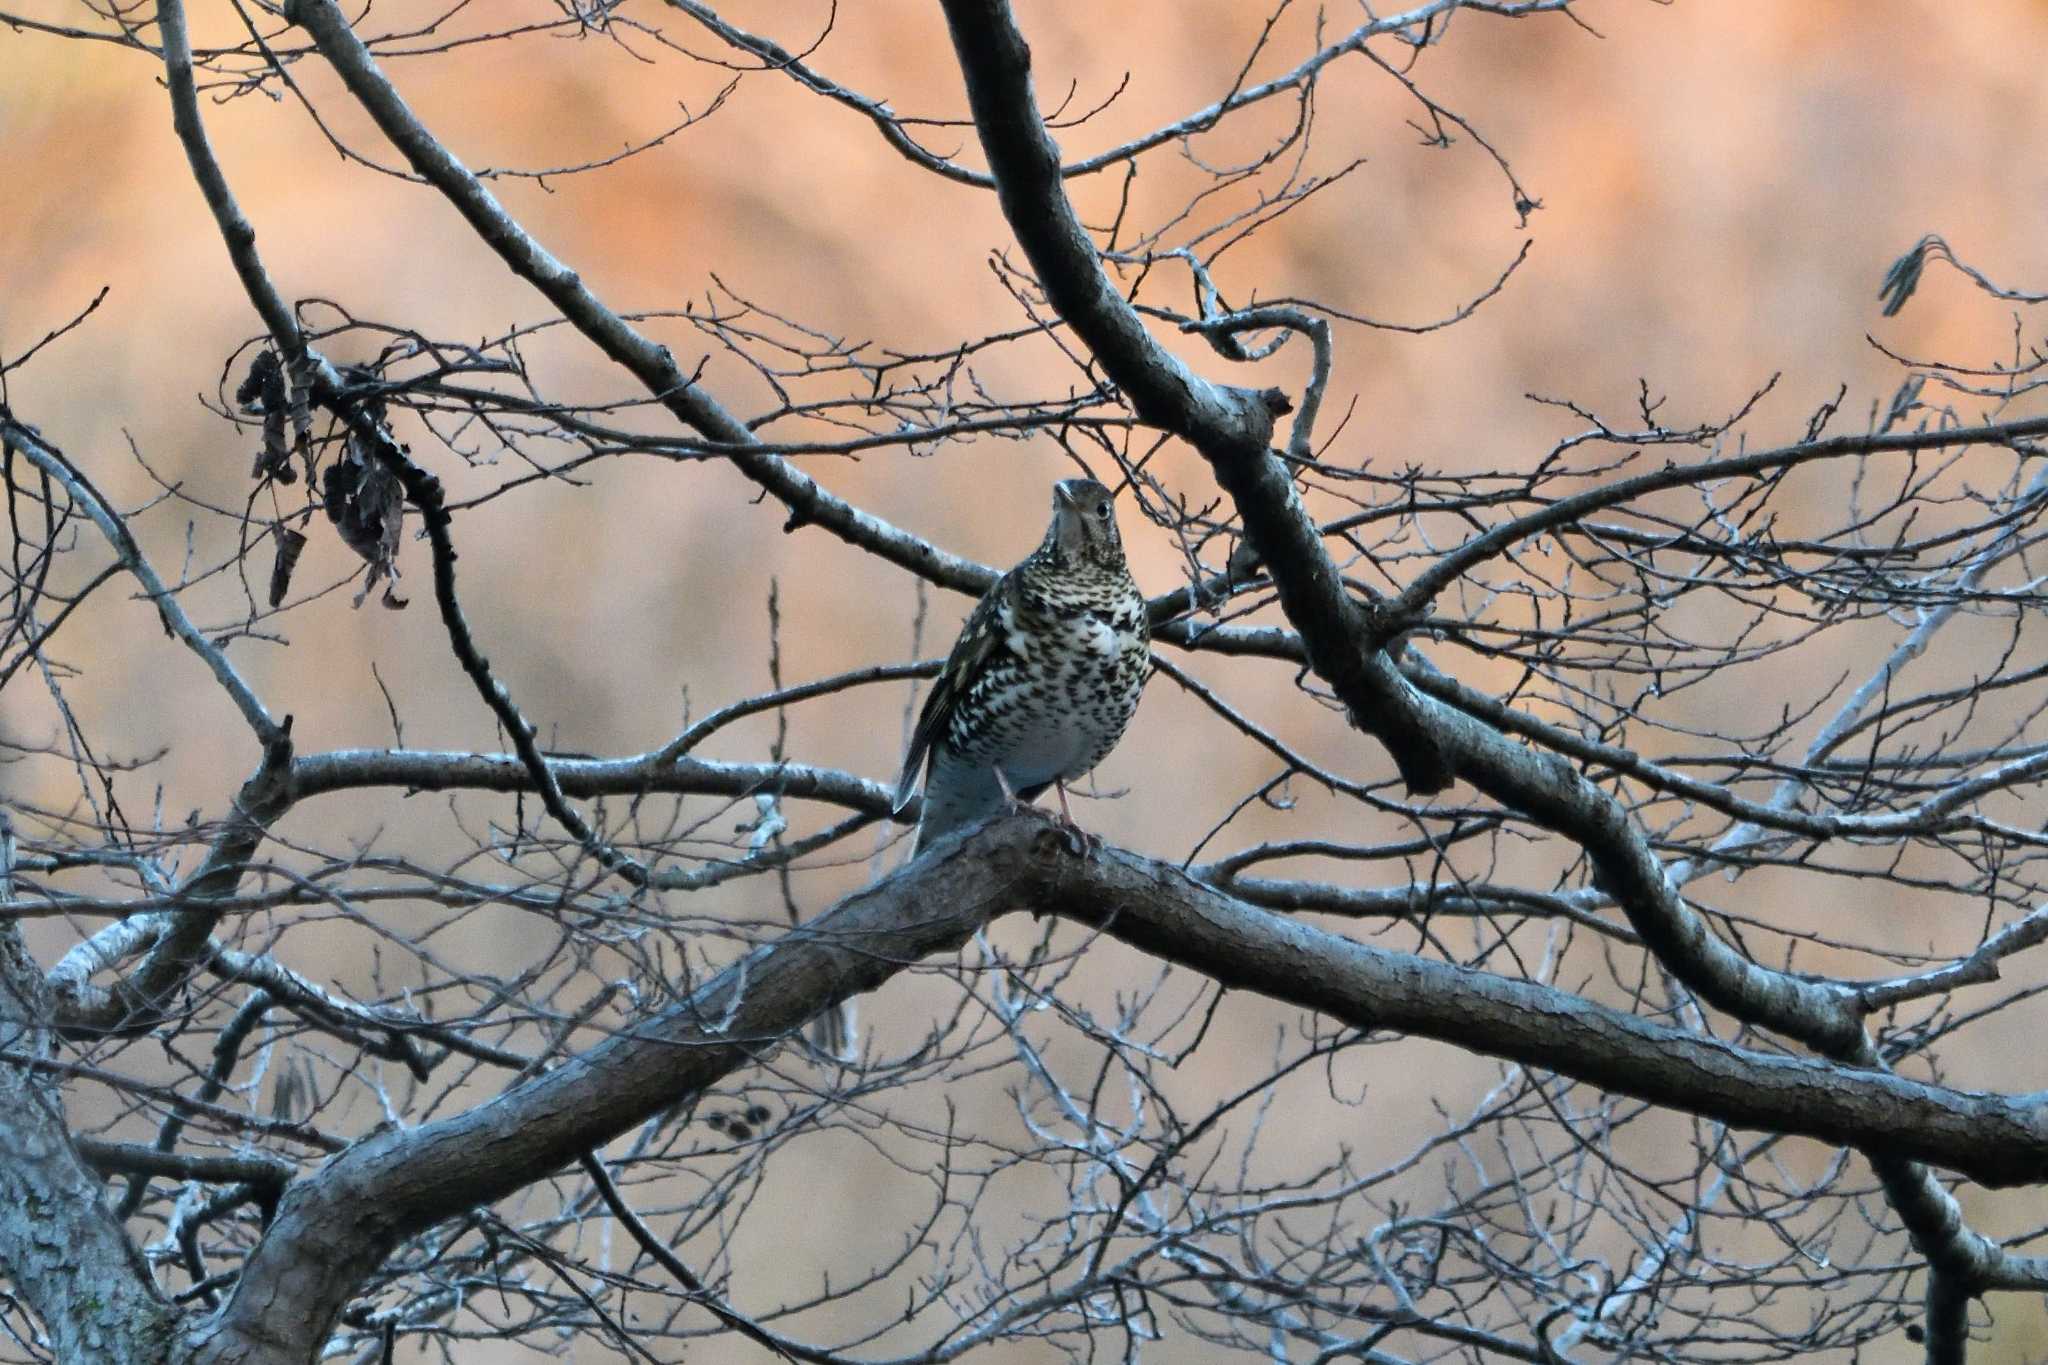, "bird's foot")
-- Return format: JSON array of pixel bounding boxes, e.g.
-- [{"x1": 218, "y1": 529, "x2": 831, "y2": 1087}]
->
[
  {"x1": 991, "y1": 765, "x2": 1039, "y2": 822},
  {"x1": 991, "y1": 771, "x2": 1098, "y2": 856},
  {"x1": 1050, "y1": 781, "x2": 1097, "y2": 858},
  {"x1": 1052, "y1": 814, "x2": 1098, "y2": 858}
]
